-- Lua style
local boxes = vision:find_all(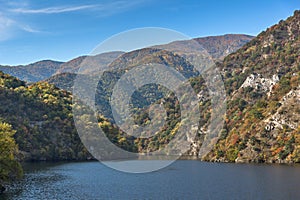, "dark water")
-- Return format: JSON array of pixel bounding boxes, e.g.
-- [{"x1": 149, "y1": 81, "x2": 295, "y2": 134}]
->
[{"x1": 1, "y1": 160, "x2": 300, "y2": 200}]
